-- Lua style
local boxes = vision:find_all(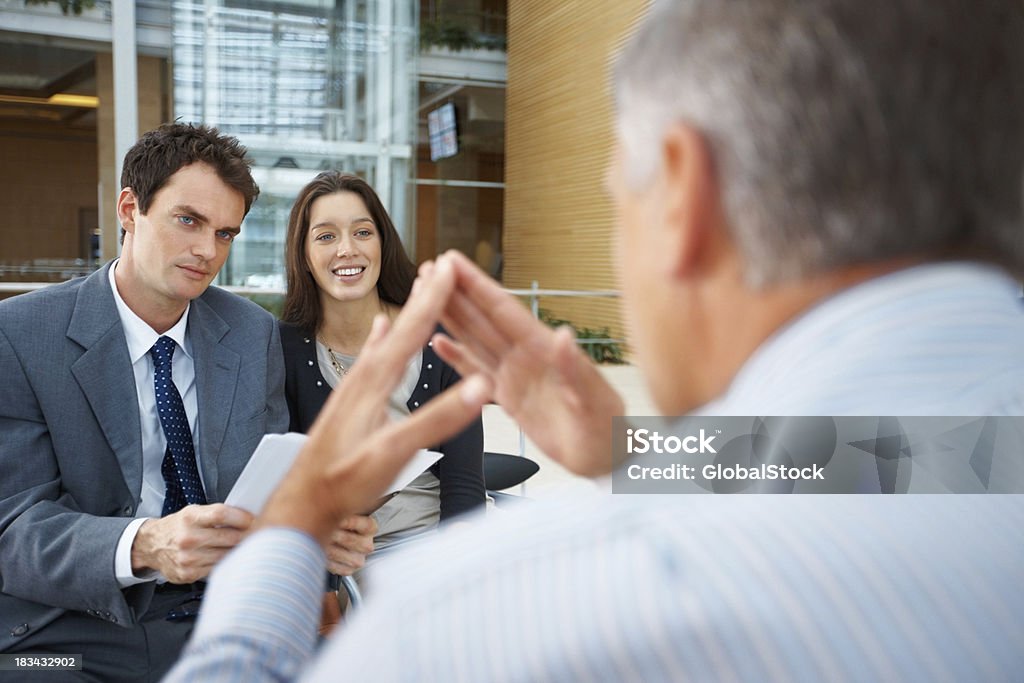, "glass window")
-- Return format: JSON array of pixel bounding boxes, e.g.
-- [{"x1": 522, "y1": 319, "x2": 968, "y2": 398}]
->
[{"x1": 172, "y1": 0, "x2": 418, "y2": 287}]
